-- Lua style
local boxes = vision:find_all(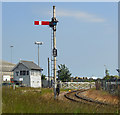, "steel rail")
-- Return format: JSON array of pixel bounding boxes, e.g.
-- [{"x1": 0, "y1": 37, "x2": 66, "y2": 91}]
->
[{"x1": 64, "y1": 90, "x2": 118, "y2": 107}]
